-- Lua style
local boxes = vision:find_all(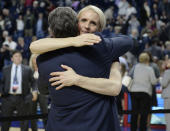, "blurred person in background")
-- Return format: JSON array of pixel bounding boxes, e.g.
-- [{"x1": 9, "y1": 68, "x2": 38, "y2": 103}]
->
[
  {"x1": 143, "y1": 1, "x2": 151, "y2": 18},
  {"x1": 164, "y1": 41, "x2": 170, "y2": 58},
  {"x1": 2, "y1": 36, "x2": 17, "y2": 66},
  {"x1": 2, "y1": 8, "x2": 15, "y2": 35},
  {"x1": 160, "y1": 10, "x2": 168, "y2": 23},
  {"x1": 125, "y1": 3, "x2": 137, "y2": 20},
  {"x1": 145, "y1": 38, "x2": 164, "y2": 60},
  {"x1": 0, "y1": 14, "x2": 5, "y2": 31},
  {"x1": 125, "y1": 28, "x2": 146, "y2": 68},
  {"x1": 29, "y1": 53, "x2": 48, "y2": 131},
  {"x1": 34, "y1": 12, "x2": 48, "y2": 39},
  {"x1": 16, "y1": 14, "x2": 24, "y2": 38},
  {"x1": 32, "y1": 1, "x2": 40, "y2": 19},
  {"x1": 0, "y1": 50, "x2": 37, "y2": 131},
  {"x1": 128, "y1": 14, "x2": 140, "y2": 35},
  {"x1": 2, "y1": 35, "x2": 17, "y2": 51},
  {"x1": 161, "y1": 58, "x2": 170, "y2": 131},
  {"x1": 145, "y1": 51, "x2": 160, "y2": 130},
  {"x1": 24, "y1": 9, "x2": 35, "y2": 38},
  {"x1": 129, "y1": 52, "x2": 157, "y2": 131},
  {"x1": 1, "y1": 30, "x2": 9, "y2": 44},
  {"x1": 104, "y1": 6, "x2": 114, "y2": 21},
  {"x1": 117, "y1": 0, "x2": 129, "y2": 16},
  {"x1": 16, "y1": 37, "x2": 30, "y2": 65}
]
